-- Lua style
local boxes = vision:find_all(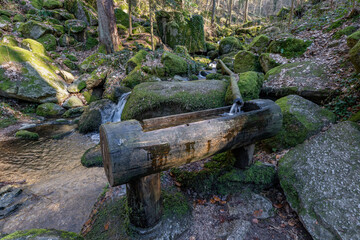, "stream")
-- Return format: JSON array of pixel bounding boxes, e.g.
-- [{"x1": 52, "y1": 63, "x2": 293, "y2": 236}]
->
[{"x1": 0, "y1": 93, "x2": 131, "y2": 234}]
